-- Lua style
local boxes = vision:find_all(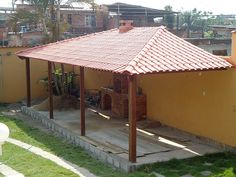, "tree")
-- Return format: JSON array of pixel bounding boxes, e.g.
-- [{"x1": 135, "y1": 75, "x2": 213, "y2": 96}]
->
[
  {"x1": 179, "y1": 8, "x2": 213, "y2": 38},
  {"x1": 24, "y1": 0, "x2": 51, "y2": 34},
  {"x1": 164, "y1": 5, "x2": 175, "y2": 29},
  {"x1": 7, "y1": 9, "x2": 39, "y2": 33}
]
